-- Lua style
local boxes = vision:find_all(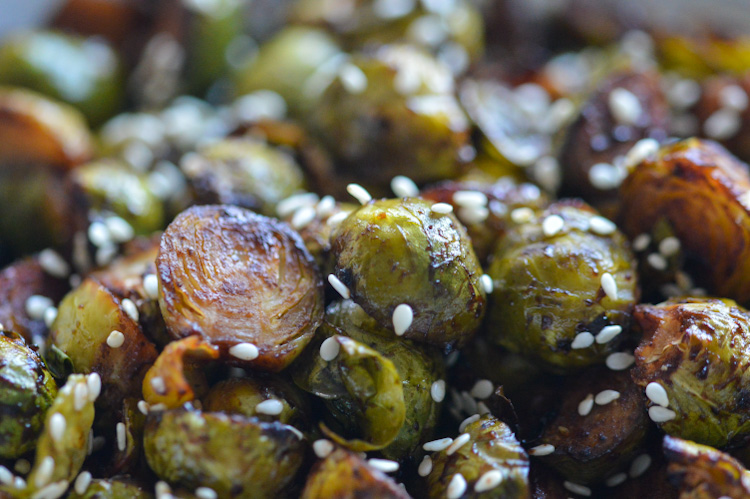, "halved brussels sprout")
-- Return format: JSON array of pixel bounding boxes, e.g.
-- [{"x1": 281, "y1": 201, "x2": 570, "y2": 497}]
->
[
  {"x1": 487, "y1": 200, "x2": 638, "y2": 372},
  {"x1": 331, "y1": 198, "x2": 486, "y2": 348},
  {"x1": 157, "y1": 204, "x2": 324, "y2": 372},
  {"x1": 632, "y1": 298, "x2": 750, "y2": 448},
  {"x1": 143, "y1": 405, "x2": 306, "y2": 498}
]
